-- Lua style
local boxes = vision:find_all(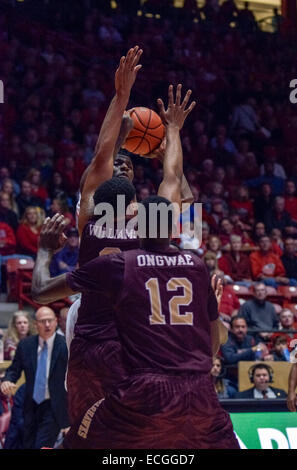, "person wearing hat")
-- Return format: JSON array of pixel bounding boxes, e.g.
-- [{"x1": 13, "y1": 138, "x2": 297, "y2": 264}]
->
[
  {"x1": 235, "y1": 363, "x2": 287, "y2": 399},
  {"x1": 49, "y1": 228, "x2": 79, "y2": 277}
]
